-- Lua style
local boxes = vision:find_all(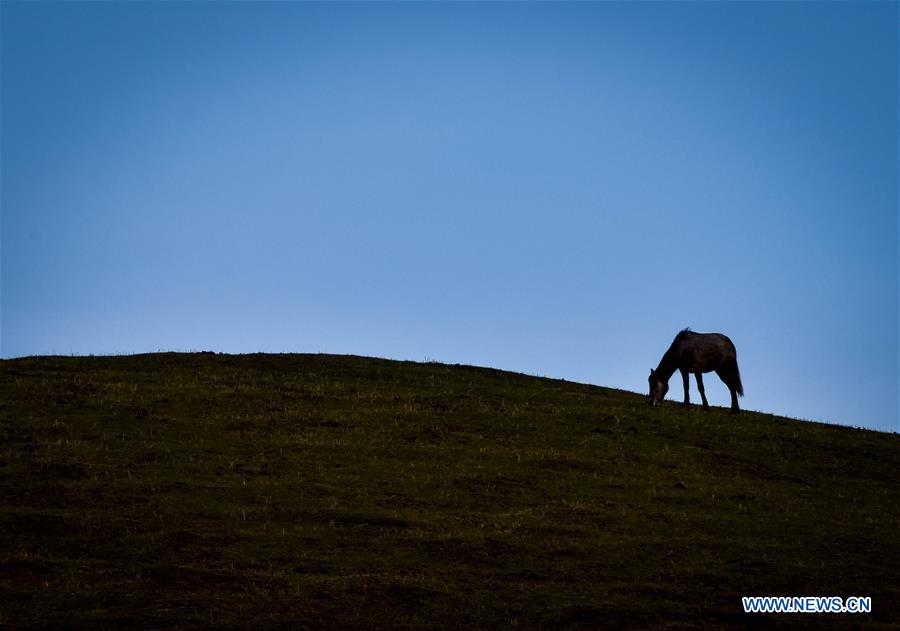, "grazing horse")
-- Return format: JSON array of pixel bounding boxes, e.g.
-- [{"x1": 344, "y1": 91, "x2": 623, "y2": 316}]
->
[{"x1": 648, "y1": 329, "x2": 744, "y2": 413}]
